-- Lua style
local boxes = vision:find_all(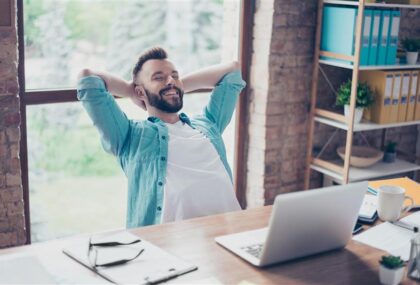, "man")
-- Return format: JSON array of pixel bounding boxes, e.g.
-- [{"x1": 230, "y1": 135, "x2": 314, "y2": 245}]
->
[{"x1": 77, "y1": 47, "x2": 246, "y2": 228}]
